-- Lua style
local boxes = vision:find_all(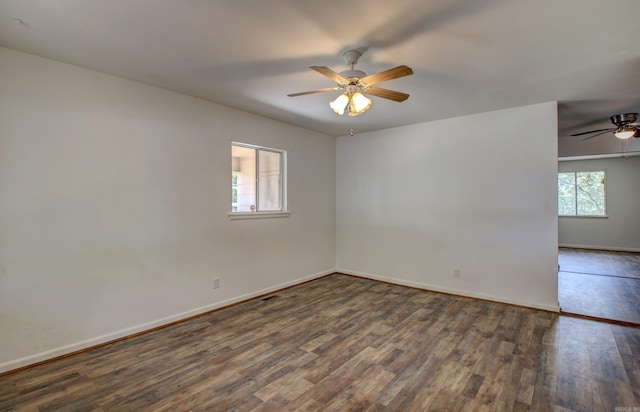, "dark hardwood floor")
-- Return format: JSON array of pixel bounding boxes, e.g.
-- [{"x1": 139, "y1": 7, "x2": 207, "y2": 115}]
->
[
  {"x1": 559, "y1": 248, "x2": 640, "y2": 325},
  {"x1": 2, "y1": 274, "x2": 639, "y2": 411},
  {"x1": 559, "y1": 248, "x2": 640, "y2": 279}
]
